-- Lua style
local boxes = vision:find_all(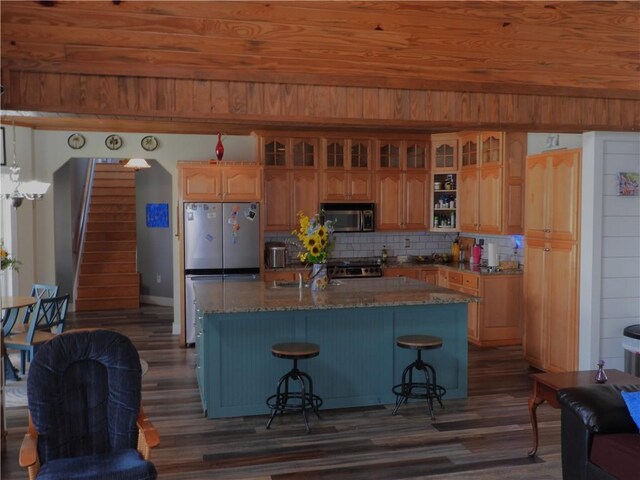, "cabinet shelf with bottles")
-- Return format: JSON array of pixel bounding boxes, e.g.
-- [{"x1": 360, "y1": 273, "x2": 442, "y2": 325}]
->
[{"x1": 431, "y1": 172, "x2": 458, "y2": 230}]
